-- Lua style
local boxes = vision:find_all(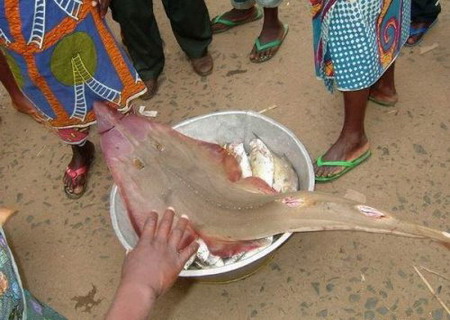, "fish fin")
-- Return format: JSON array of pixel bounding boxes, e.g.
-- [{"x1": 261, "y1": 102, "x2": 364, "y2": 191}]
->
[
  {"x1": 344, "y1": 189, "x2": 367, "y2": 203},
  {"x1": 203, "y1": 237, "x2": 270, "y2": 257},
  {"x1": 237, "y1": 177, "x2": 278, "y2": 195}
]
